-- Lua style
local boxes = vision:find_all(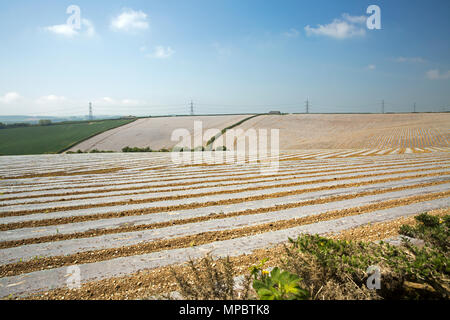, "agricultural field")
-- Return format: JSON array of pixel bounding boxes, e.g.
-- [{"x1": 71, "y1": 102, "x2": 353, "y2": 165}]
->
[
  {"x1": 212, "y1": 113, "x2": 450, "y2": 151},
  {"x1": 0, "y1": 119, "x2": 135, "y2": 156},
  {"x1": 0, "y1": 147, "x2": 449, "y2": 299},
  {"x1": 68, "y1": 115, "x2": 251, "y2": 152}
]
